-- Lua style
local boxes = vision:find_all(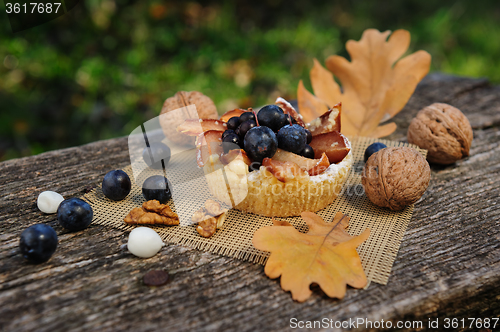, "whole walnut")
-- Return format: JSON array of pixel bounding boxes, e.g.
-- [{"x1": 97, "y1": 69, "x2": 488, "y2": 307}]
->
[
  {"x1": 362, "y1": 147, "x2": 431, "y2": 211},
  {"x1": 159, "y1": 91, "x2": 218, "y2": 146},
  {"x1": 407, "y1": 103, "x2": 473, "y2": 165}
]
